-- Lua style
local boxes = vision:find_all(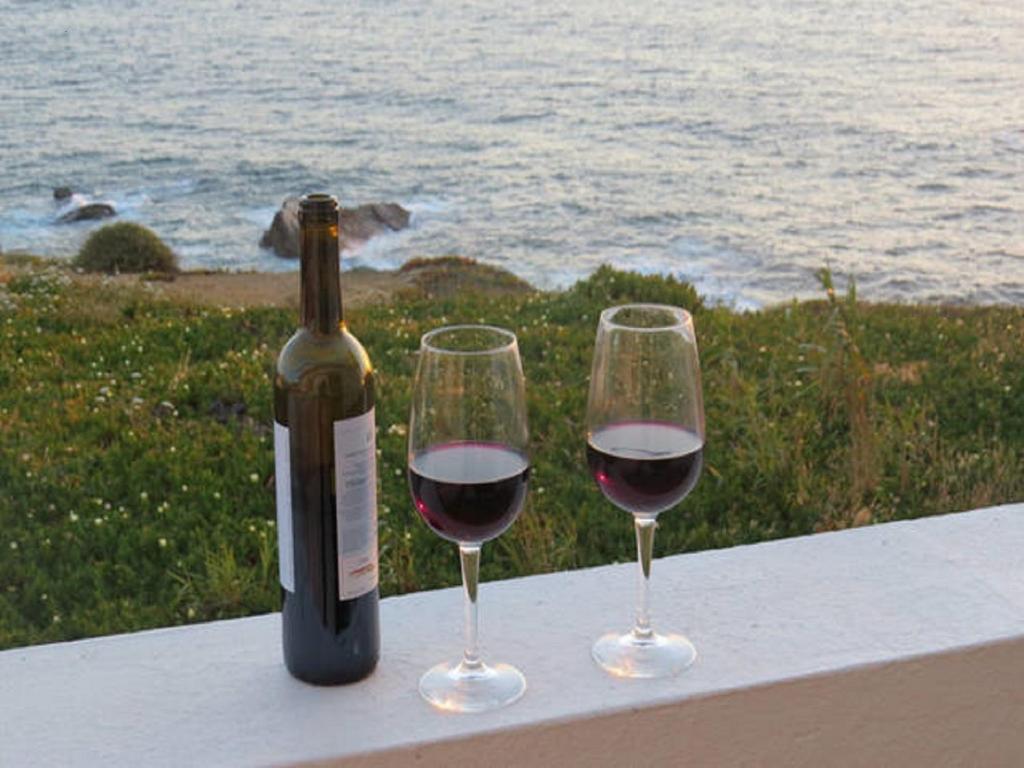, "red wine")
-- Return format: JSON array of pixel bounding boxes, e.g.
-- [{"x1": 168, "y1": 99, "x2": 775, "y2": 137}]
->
[
  {"x1": 408, "y1": 442, "x2": 529, "y2": 543},
  {"x1": 274, "y1": 194, "x2": 379, "y2": 685},
  {"x1": 587, "y1": 421, "x2": 703, "y2": 515}
]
